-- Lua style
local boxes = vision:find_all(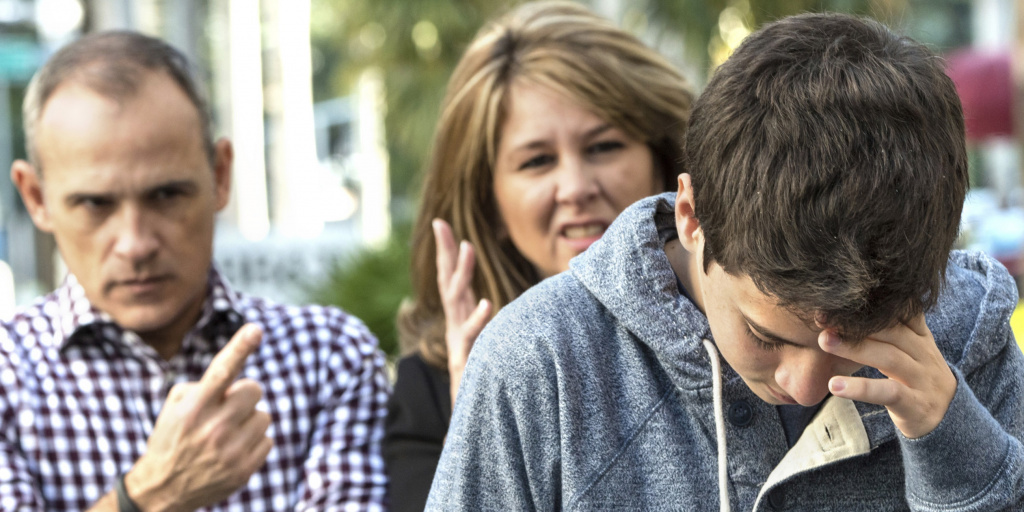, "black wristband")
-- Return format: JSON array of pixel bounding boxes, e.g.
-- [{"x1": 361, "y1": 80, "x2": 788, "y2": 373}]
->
[{"x1": 116, "y1": 473, "x2": 143, "y2": 512}]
